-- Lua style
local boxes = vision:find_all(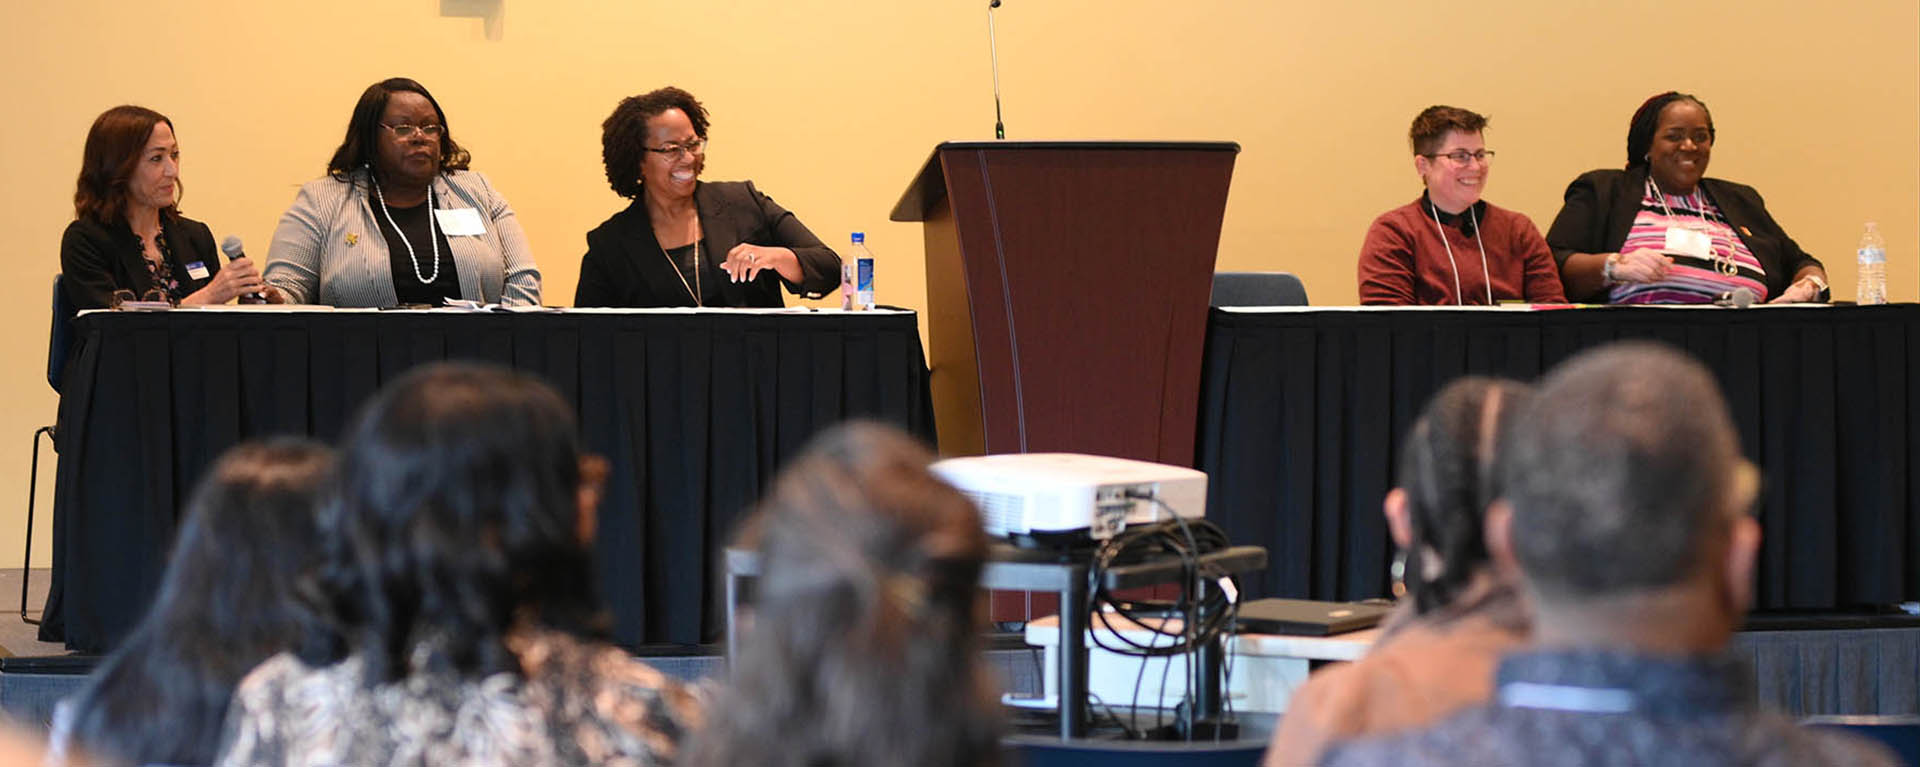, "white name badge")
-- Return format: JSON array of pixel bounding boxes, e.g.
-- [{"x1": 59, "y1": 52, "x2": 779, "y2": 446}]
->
[
  {"x1": 1663, "y1": 226, "x2": 1713, "y2": 259},
  {"x1": 184, "y1": 261, "x2": 211, "y2": 280},
  {"x1": 434, "y1": 208, "x2": 487, "y2": 236}
]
